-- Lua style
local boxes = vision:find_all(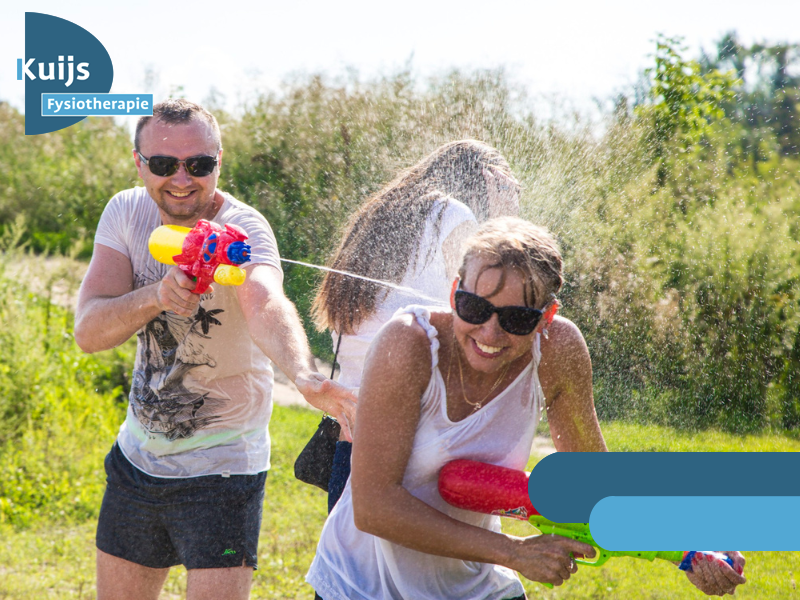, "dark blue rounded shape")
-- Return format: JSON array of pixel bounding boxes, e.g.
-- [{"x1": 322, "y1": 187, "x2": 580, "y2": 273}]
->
[{"x1": 226, "y1": 242, "x2": 251, "y2": 265}]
